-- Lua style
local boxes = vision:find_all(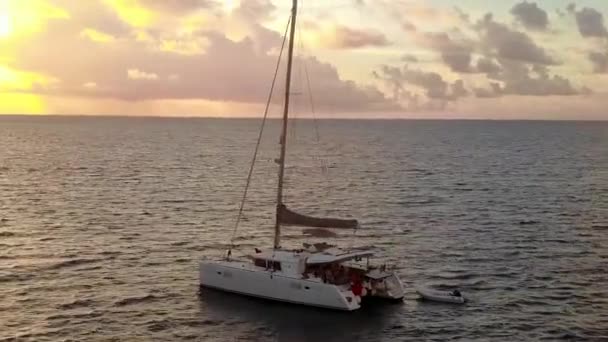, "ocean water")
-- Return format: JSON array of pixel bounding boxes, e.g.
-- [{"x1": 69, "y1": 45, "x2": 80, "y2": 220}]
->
[{"x1": 0, "y1": 116, "x2": 607, "y2": 341}]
